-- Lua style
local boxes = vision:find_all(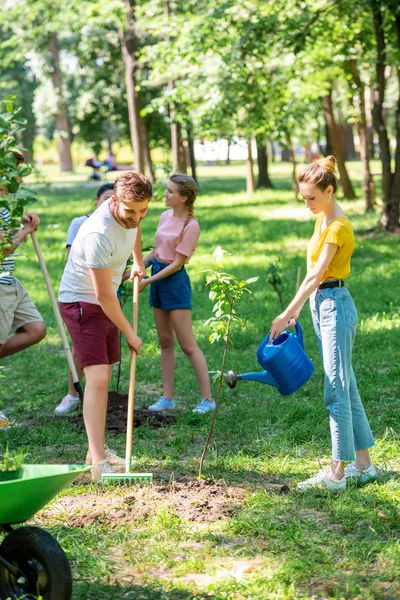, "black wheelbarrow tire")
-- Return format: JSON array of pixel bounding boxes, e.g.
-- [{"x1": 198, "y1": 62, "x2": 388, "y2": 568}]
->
[{"x1": 0, "y1": 525, "x2": 72, "y2": 600}]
